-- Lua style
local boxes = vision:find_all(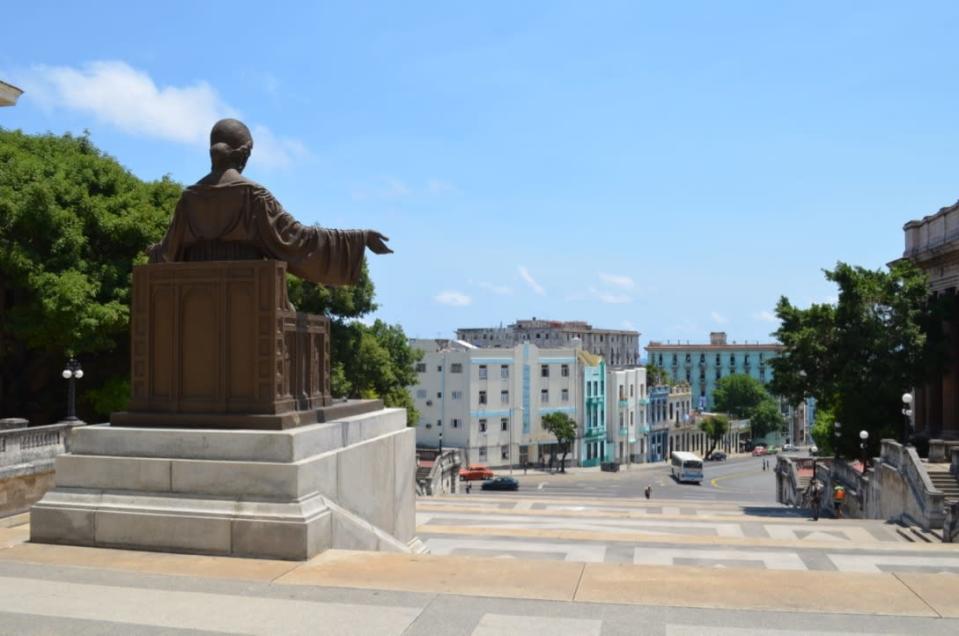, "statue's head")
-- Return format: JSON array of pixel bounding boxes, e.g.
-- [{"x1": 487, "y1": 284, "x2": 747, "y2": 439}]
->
[{"x1": 209, "y1": 119, "x2": 253, "y2": 172}]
